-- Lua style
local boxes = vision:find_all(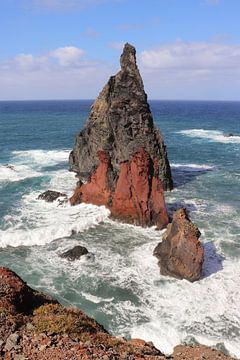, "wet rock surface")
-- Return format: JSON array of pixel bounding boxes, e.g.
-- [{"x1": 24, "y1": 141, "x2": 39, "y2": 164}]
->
[
  {"x1": 154, "y1": 208, "x2": 204, "y2": 282},
  {"x1": 60, "y1": 245, "x2": 89, "y2": 261},
  {"x1": 0, "y1": 267, "x2": 234, "y2": 359},
  {"x1": 38, "y1": 190, "x2": 67, "y2": 203}
]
